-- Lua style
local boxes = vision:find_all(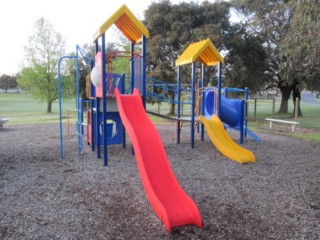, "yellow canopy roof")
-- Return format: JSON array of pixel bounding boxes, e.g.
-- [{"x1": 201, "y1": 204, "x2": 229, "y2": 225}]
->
[
  {"x1": 93, "y1": 4, "x2": 149, "y2": 43},
  {"x1": 176, "y1": 39, "x2": 224, "y2": 66}
]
